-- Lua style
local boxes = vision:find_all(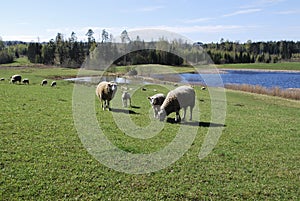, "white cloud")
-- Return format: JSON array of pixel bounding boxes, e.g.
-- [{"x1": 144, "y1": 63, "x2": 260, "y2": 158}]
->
[
  {"x1": 138, "y1": 5, "x2": 164, "y2": 12},
  {"x1": 275, "y1": 9, "x2": 300, "y2": 15},
  {"x1": 223, "y1": 8, "x2": 262, "y2": 17},
  {"x1": 240, "y1": 0, "x2": 286, "y2": 9},
  {"x1": 180, "y1": 17, "x2": 214, "y2": 24}
]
